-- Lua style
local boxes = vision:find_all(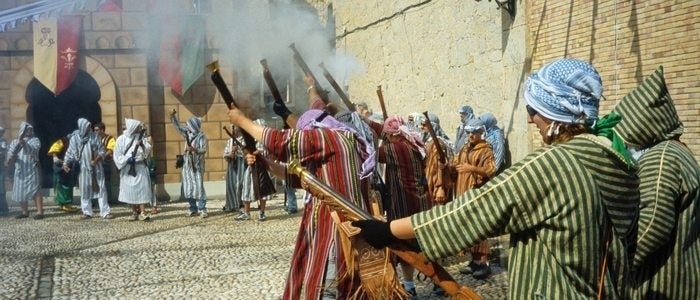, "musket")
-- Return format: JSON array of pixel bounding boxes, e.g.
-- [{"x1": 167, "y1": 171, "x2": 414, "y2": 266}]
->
[
  {"x1": 422, "y1": 111, "x2": 447, "y2": 165},
  {"x1": 376, "y1": 85, "x2": 388, "y2": 120},
  {"x1": 222, "y1": 126, "x2": 244, "y2": 149},
  {"x1": 206, "y1": 60, "x2": 261, "y2": 201},
  {"x1": 289, "y1": 43, "x2": 330, "y2": 104},
  {"x1": 318, "y1": 63, "x2": 355, "y2": 112},
  {"x1": 286, "y1": 159, "x2": 481, "y2": 300},
  {"x1": 127, "y1": 128, "x2": 146, "y2": 177}
]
